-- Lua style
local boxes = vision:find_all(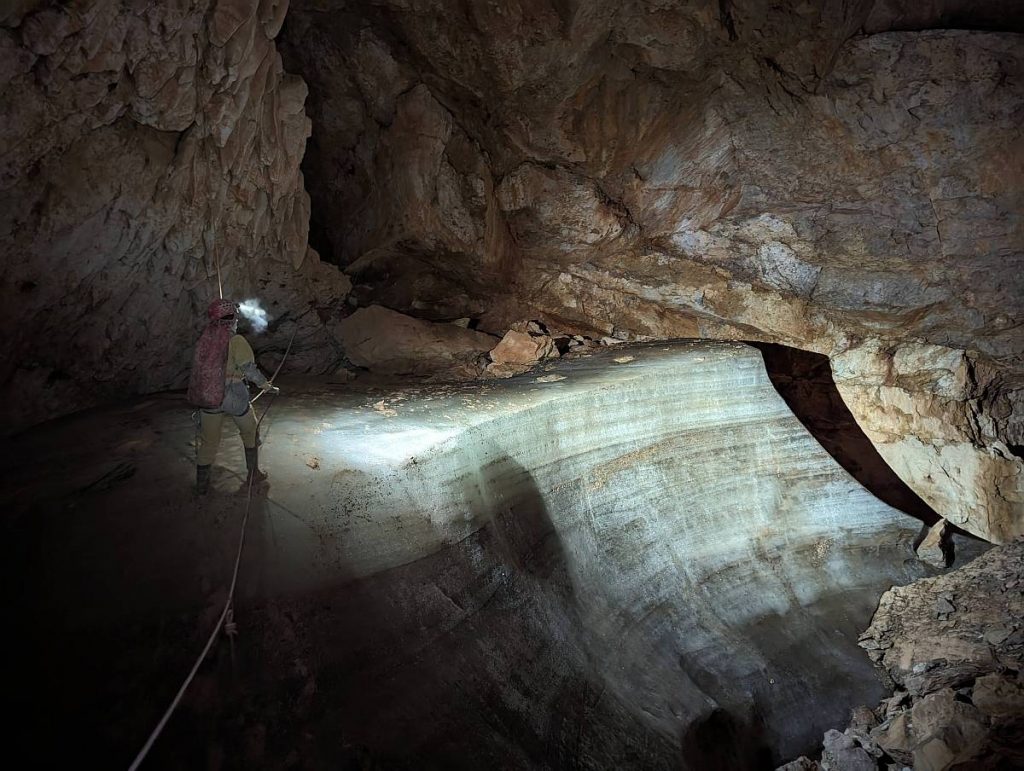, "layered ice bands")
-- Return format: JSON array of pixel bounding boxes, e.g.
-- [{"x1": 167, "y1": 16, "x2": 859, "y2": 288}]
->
[{"x1": 4, "y1": 342, "x2": 931, "y2": 767}]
